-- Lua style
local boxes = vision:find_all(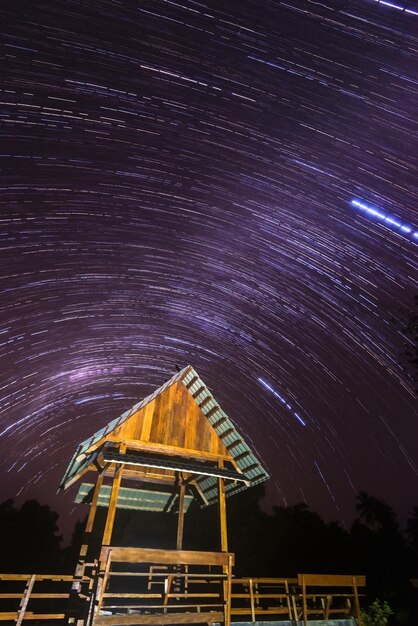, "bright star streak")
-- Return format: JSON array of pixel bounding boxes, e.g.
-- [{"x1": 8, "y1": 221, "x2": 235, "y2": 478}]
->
[
  {"x1": 258, "y1": 378, "x2": 307, "y2": 427},
  {"x1": 371, "y1": 0, "x2": 418, "y2": 14},
  {"x1": 350, "y1": 199, "x2": 418, "y2": 243}
]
